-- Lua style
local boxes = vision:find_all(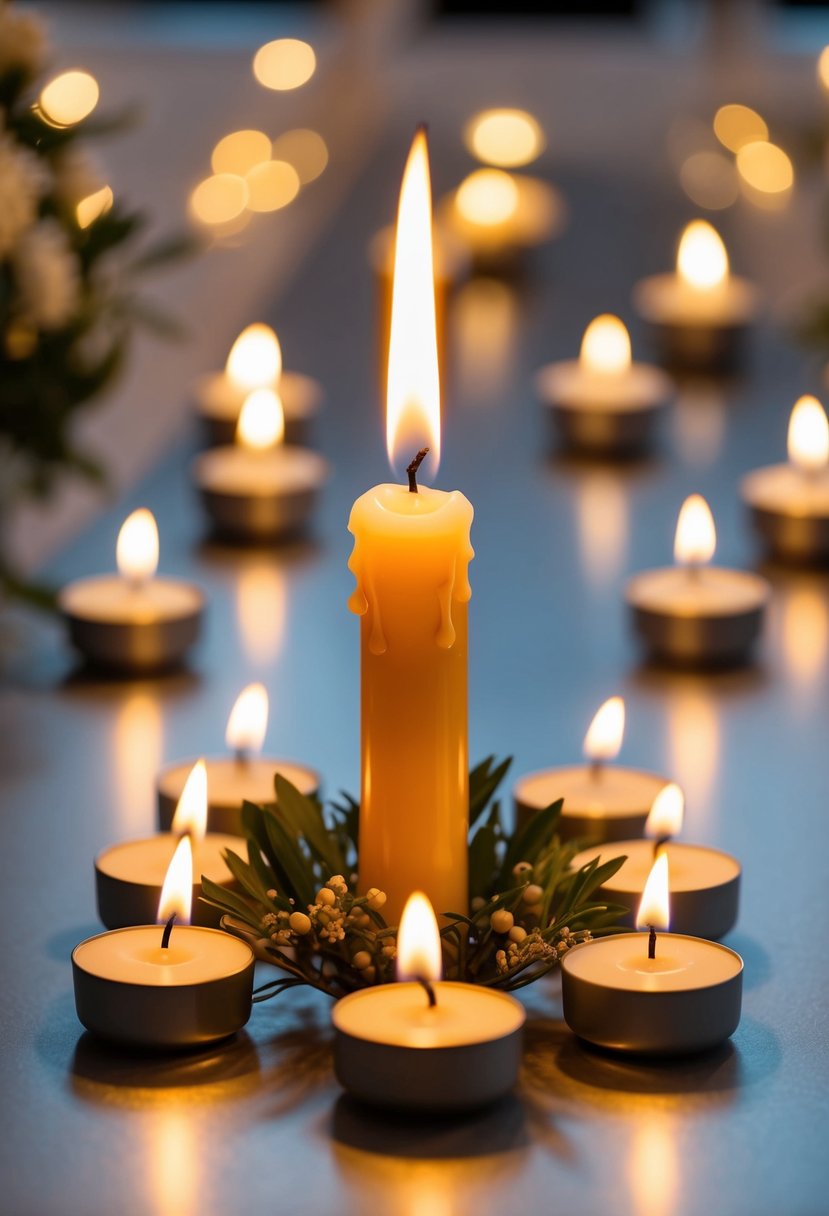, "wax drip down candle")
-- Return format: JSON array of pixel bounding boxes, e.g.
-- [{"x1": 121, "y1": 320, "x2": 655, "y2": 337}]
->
[{"x1": 348, "y1": 128, "x2": 474, "y2": 926}]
